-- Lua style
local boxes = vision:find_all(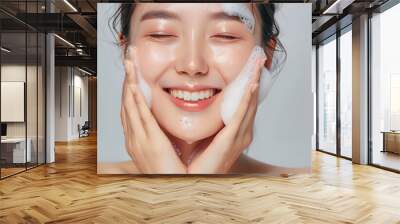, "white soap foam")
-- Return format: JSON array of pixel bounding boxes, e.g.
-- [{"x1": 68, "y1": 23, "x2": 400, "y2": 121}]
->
[
  {"x1": 127, "y1": 45, "x2": 152, "y2": 107},
  {"x1": 220, "y1": 45, "x2": 278, "y2": 125},
  {"x1": 222, "y1": 3, "x2": 255, "y2": 33}
]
